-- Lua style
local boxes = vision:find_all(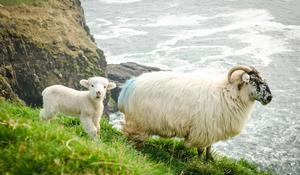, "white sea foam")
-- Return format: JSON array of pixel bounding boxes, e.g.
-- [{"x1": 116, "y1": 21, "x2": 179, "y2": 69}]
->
[
  {"x1": 155, "y1": 9, "x2": 297, "y2": 66},
  {"x1": 156, "y1": 9, "x2": 274, "y2": 47},
  {"x1": 105, "y1": 45, "x2": 233, "y2": 72},
  {"x1": 152, "y1": 45, "x2": 232, "y2": 55},
  {"x1": 104, "y1": 53, "x2": 136, "y2": 64},
  {"x1": 146, "y1": 15, "x2": 204, "y2": 27},
  {"x1": 94, "y1": 27, "x2": 147, "y2": 40},
  {"x1": 109, "y1": 112, "x2": 124, "y2": 130},
  {"x1": 98, "y1": 0, "x2": 141, "y2": 4},
  {"x1": 107, "y1": 52, "x2": 171, "y2": 70},
  {"x1": 91, "y1": 9, "x2": 299, "y2": 68},
  {"x1": 150, "y1": 45, "x2": 233, "y2": 70},
  {"x1": 87, "y1": 21, "x2": 96, "y2": 26},
  {"x1": 115, "y1": 17, "x2": 148, "y2": 26},
  {"x1": 95, "y1": 18, "x2": 113, "y2": 26},
  {"x1": 98, "y1": 8, "x2": 299, "y2": 67},
  {"x1": 284, "y1": 26, "x2": 300, "y2": 39},
  {"x1": 117, "y1": 17, "x2": 132, "y2": 23},
  {"x1": 228, "y1": 32, "x2": 289, "y2": 66}
]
